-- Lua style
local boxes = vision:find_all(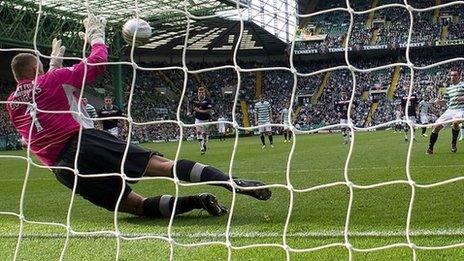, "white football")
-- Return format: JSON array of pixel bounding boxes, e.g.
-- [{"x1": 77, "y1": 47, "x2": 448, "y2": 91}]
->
[{"x1": 122, "y1": 18, "x2": 152, "y2": 46}]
